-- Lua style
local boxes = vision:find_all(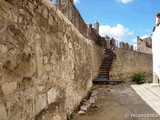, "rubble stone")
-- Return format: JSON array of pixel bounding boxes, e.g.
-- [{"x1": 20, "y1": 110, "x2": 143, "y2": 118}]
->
[{"x1": 1, "y1": 82, "x2": 17, "y2": 95}]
